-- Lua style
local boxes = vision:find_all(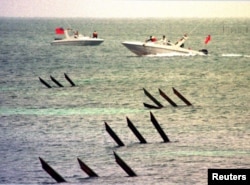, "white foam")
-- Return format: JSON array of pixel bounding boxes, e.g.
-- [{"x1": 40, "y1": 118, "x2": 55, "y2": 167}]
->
[
  {"x1": 147, "y1": 52, "x2": 196, "y2": 57},
  {"x1": 222, "y1": 53, "x2": 243, "y2": 57}
]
